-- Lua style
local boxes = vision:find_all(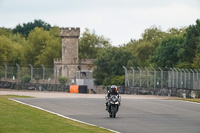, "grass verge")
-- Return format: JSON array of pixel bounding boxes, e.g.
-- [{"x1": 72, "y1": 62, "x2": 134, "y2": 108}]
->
[
  {"x1": 0, "y1": 95, "x2": 112, "y2": 133},
  {"x1": 175, "y1": 98, "x2": 200, "y2": 103}
]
